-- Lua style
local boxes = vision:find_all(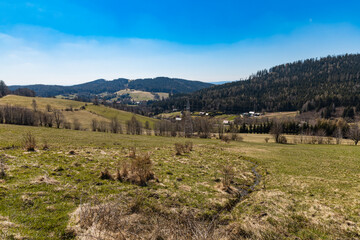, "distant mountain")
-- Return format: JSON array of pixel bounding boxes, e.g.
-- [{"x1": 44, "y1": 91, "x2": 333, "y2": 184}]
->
[
  {"x1": 9, "y1": 77, "x2": 213, "y2": 97},
  {"x1": 153, "y1": 54, "x2": 360, "y2": 113}
]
